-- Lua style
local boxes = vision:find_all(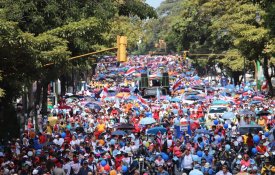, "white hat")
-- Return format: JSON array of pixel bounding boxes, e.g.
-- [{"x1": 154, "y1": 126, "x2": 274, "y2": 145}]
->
[
  {"x1": 204, "y1": 162, "x2": 210, "y2": 168},
  {"x1": 32, "y1": 169, "x2": 39, "y2": 175}
]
